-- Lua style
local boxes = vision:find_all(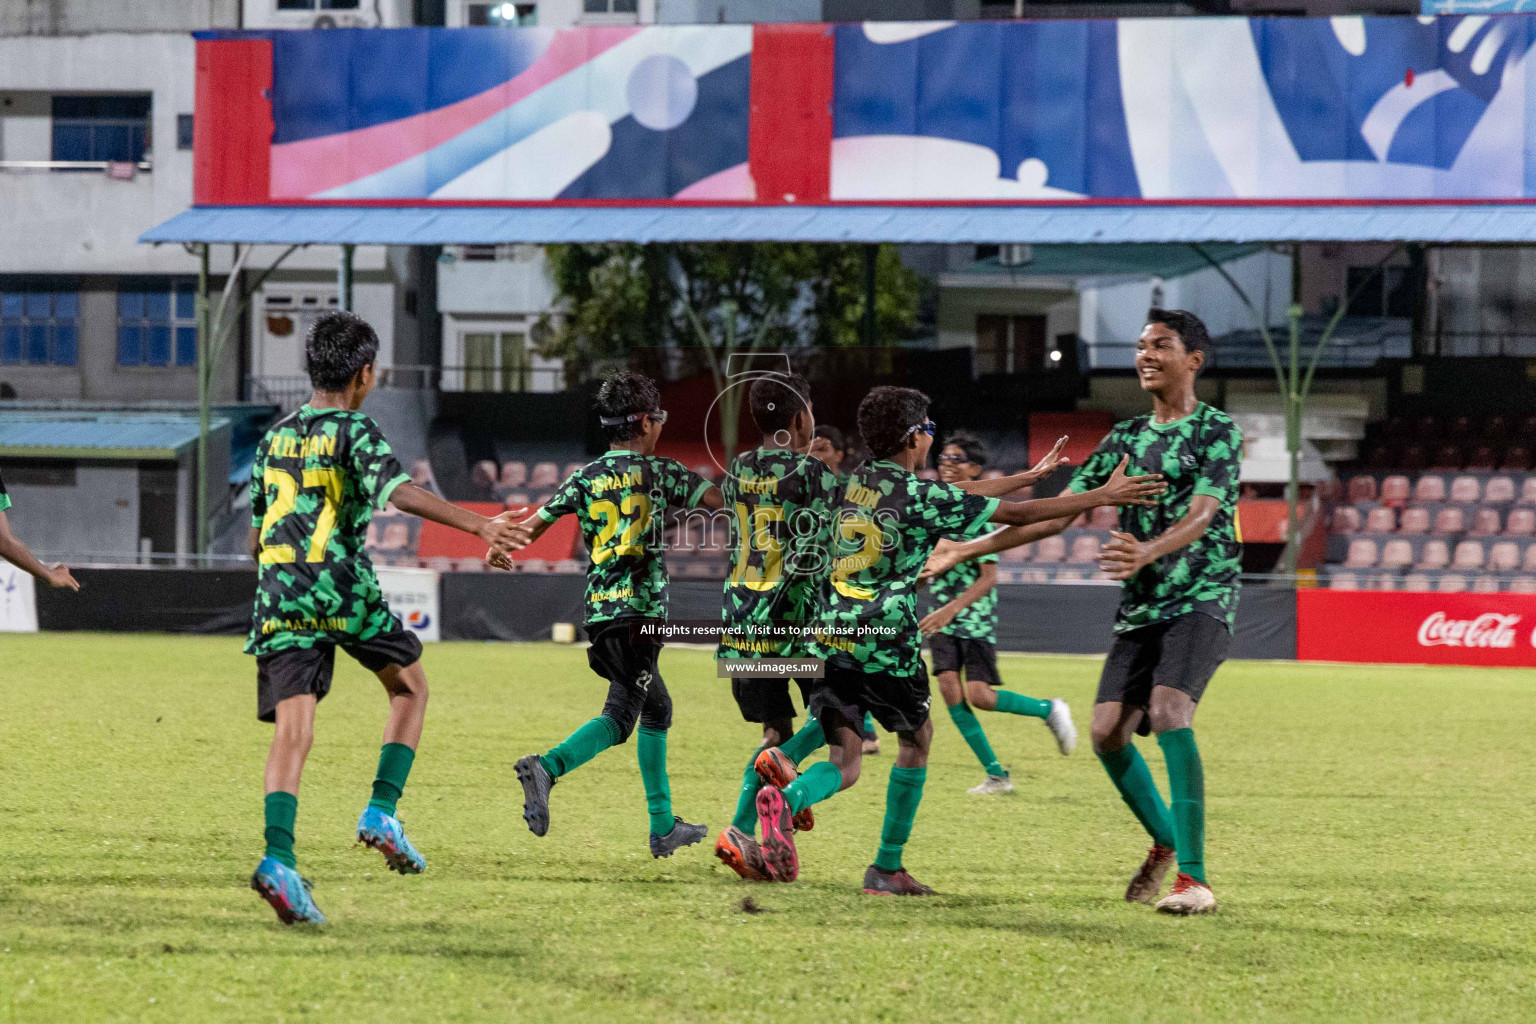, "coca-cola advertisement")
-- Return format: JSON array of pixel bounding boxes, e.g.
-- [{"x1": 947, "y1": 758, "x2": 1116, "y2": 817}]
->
[{"x1": 1297, "y1": 590, "x2": 1536, "y2": 667}]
